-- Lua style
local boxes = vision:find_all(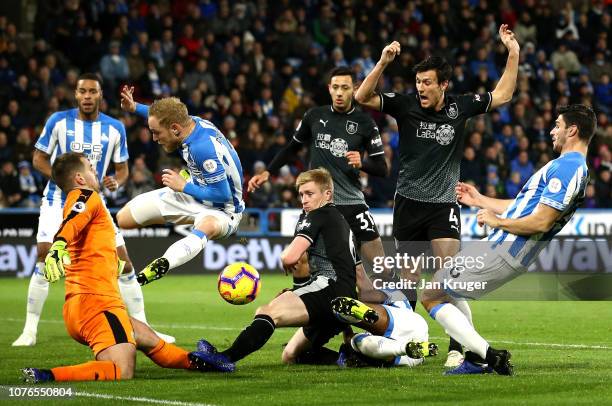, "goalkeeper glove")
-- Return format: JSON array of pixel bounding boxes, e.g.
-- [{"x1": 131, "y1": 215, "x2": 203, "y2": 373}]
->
[
  {"x1": 44, "y1": 240, "x2": 71, "y2": 283},
  {"x1": 179, "y1": 169, "x2": 192, "y2": 182}
]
